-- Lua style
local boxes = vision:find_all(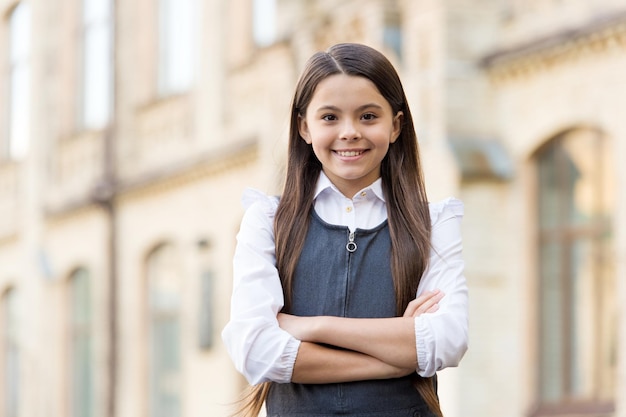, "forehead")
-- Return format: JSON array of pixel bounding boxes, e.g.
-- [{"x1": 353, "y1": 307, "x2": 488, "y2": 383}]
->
[{"x1": 308, "y1": 74, "x2": 389, "y2": 109}]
